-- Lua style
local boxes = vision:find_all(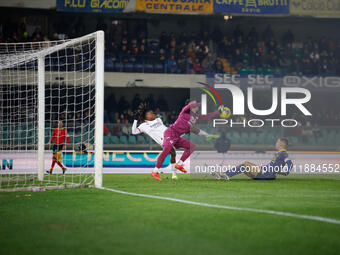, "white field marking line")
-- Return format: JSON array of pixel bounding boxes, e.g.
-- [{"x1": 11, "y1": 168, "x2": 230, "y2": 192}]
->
[{"x1": 99, "y1": 186, "x2": 340, "y2": 225}]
